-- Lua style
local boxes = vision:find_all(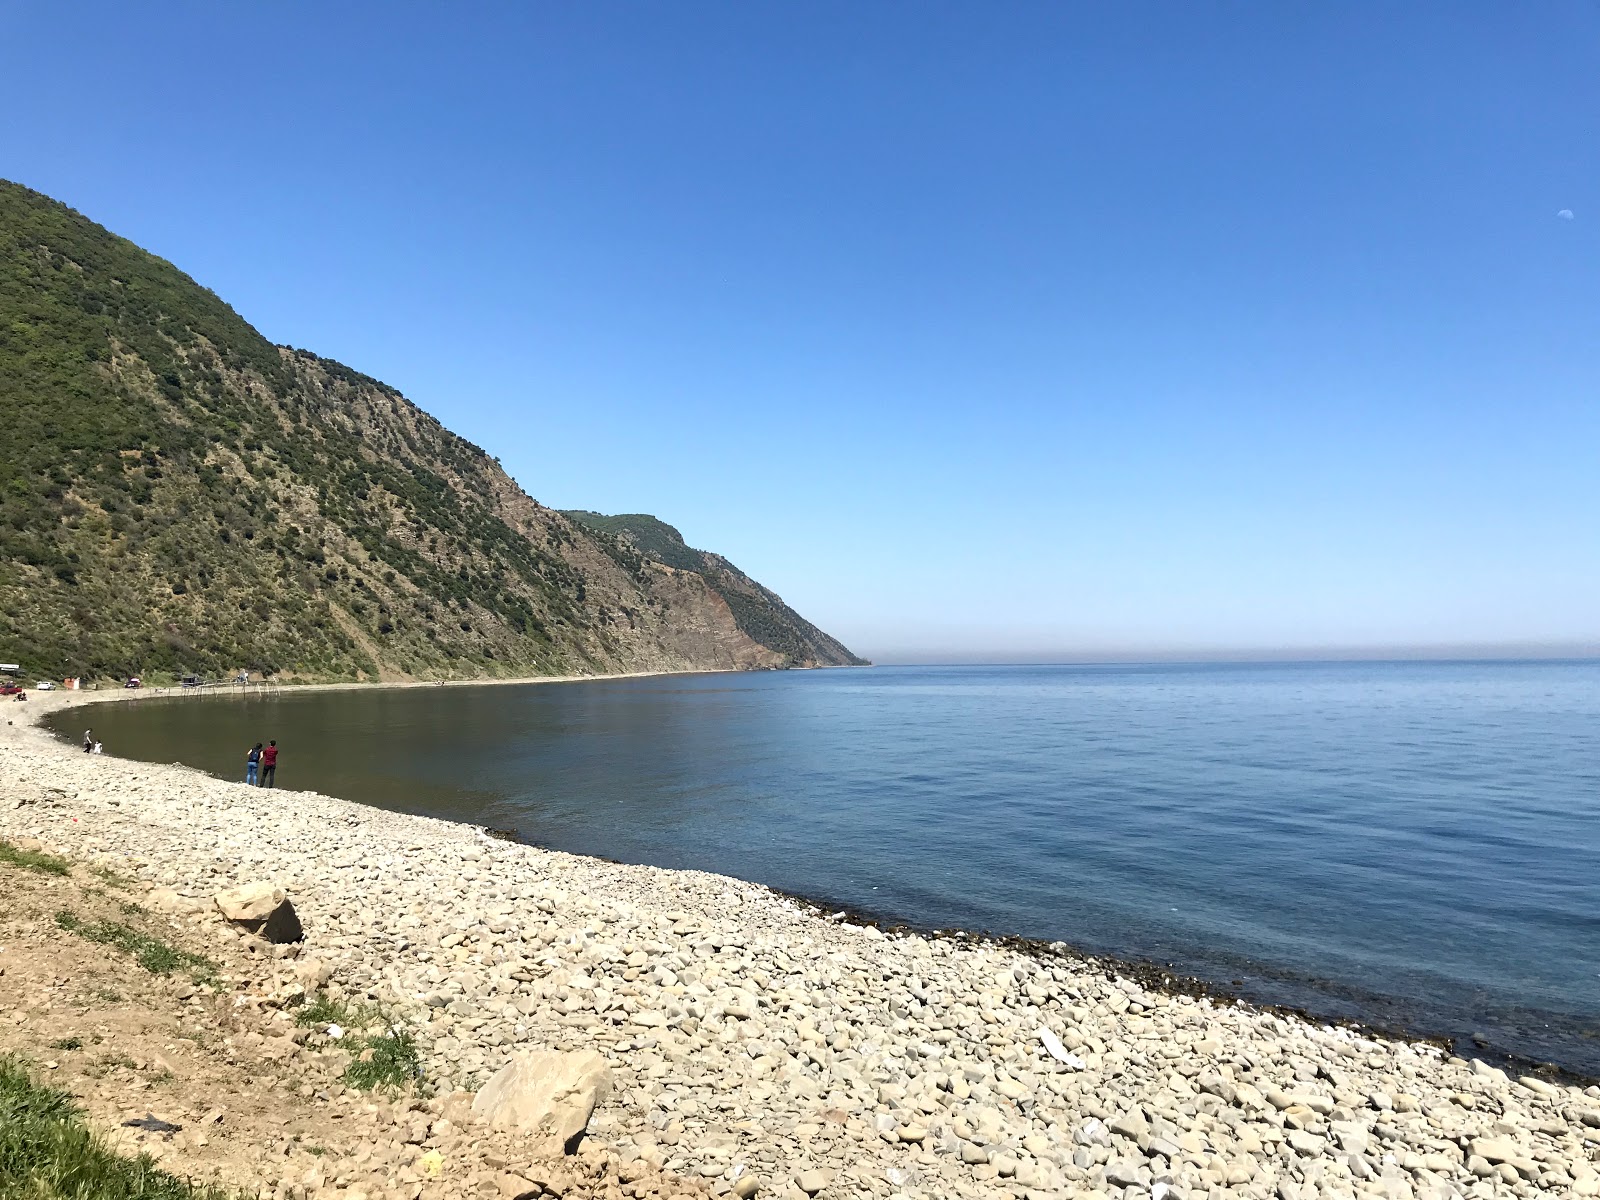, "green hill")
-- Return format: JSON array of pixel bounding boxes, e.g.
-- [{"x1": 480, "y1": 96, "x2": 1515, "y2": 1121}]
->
[{"x1": 0, "y1": 180, "x2": 864, "y2": 682}]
